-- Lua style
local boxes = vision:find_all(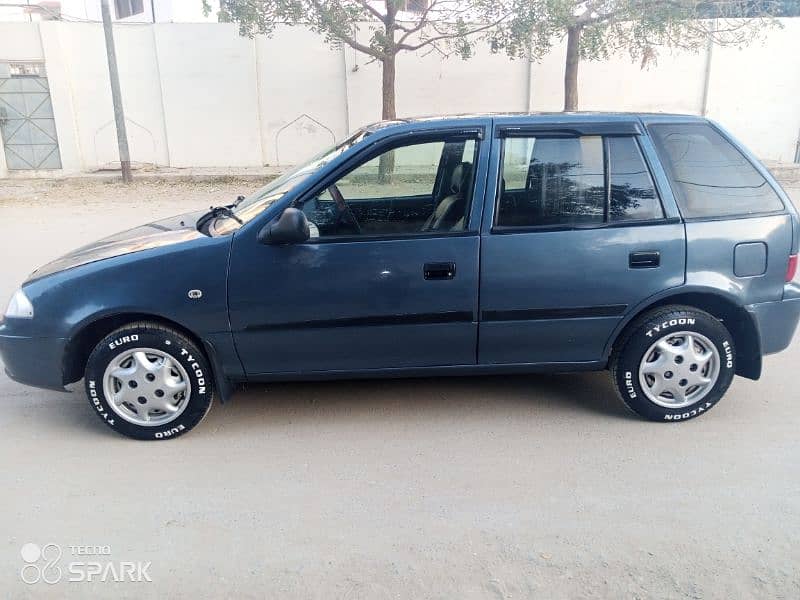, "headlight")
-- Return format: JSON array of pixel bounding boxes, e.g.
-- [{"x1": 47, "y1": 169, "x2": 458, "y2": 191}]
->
[{"x1": 4, "y1": 288, "x2": 34, "y2": 319}]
